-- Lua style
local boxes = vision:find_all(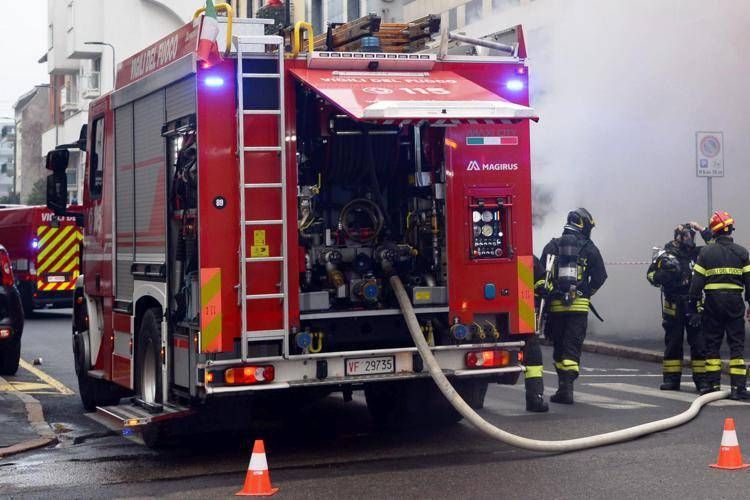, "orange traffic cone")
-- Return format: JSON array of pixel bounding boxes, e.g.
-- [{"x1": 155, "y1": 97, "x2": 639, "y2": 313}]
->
[
  {"x1": 710, "y1": 418, "x2": 750, "y2": 470},
  {"x1": 236, "y1": 440, "x2": 279, "y2": 496}
]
